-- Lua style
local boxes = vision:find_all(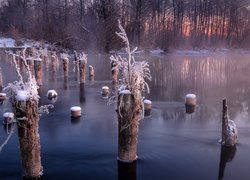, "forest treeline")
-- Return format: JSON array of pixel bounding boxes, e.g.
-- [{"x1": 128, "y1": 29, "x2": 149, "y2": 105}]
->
[{"x1": 0, "y1": 0, "x2": 250, "y2": 51}]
